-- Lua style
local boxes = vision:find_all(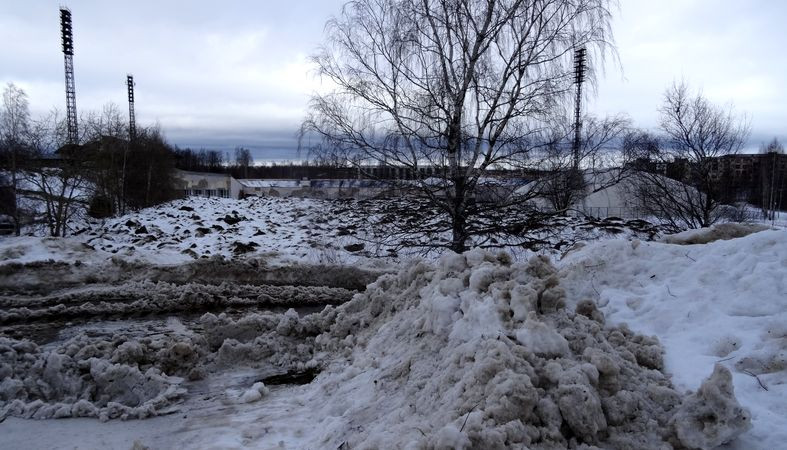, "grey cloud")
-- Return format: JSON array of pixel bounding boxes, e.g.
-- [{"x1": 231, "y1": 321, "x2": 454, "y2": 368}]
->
[{"x1": 1, "y1": 0, "x2": 784, "y2": 155}]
